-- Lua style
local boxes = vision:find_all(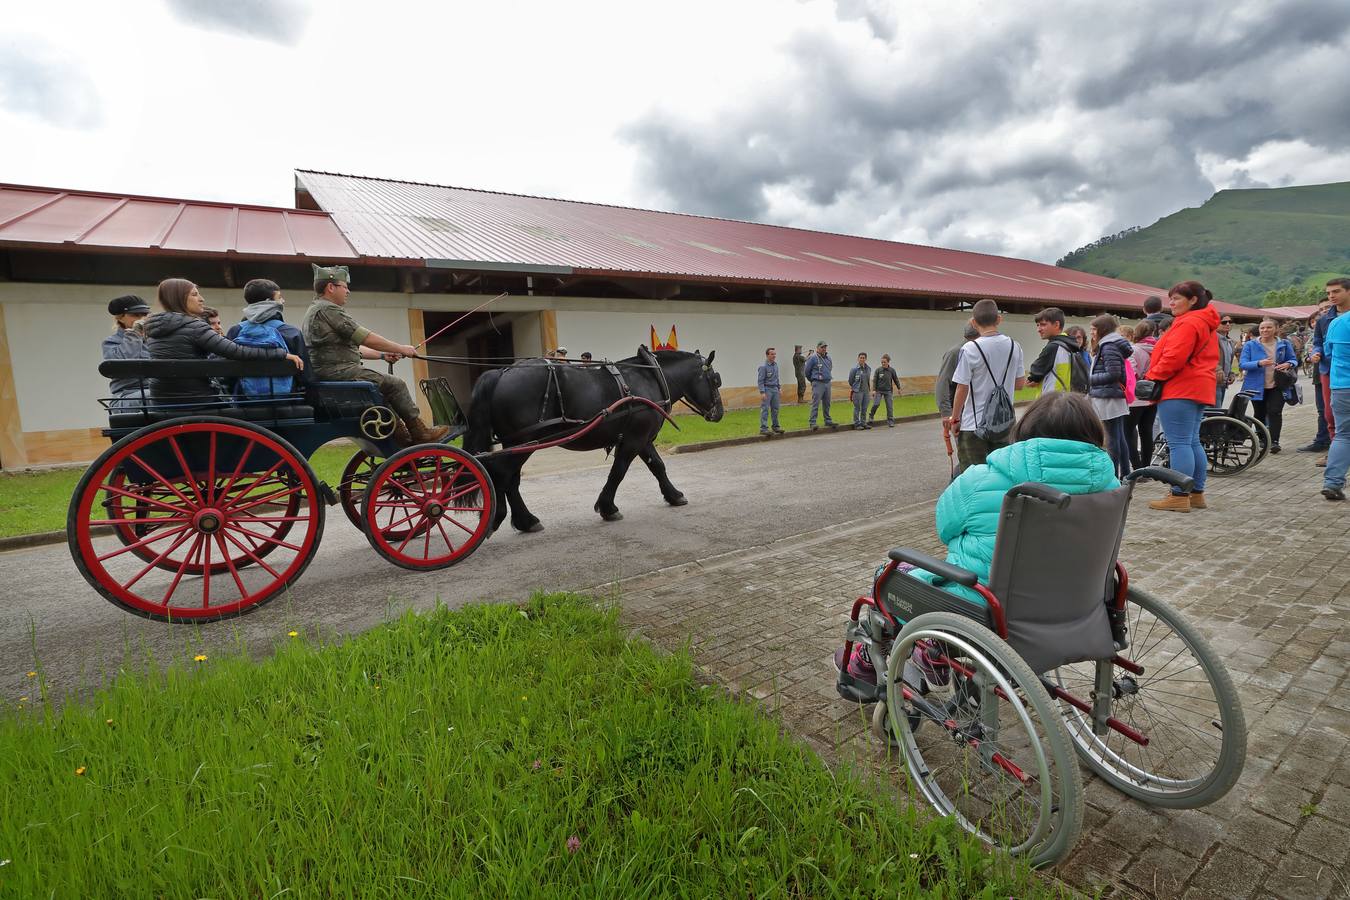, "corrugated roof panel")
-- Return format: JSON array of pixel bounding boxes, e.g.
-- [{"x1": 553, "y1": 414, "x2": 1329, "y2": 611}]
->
[{"x1": 0, "y1": 183, "x2": 360, "y2": 261}]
